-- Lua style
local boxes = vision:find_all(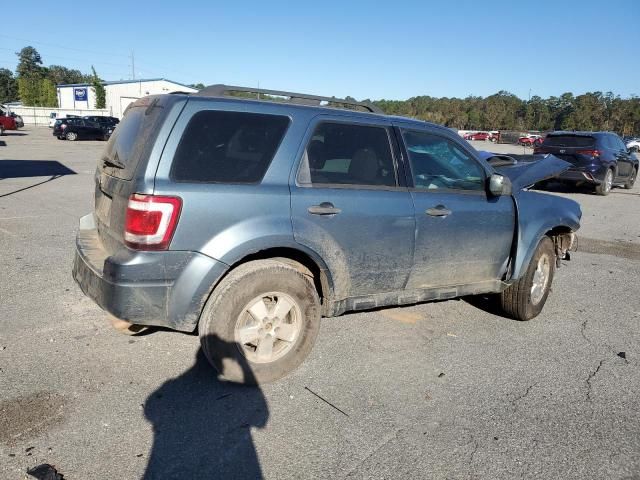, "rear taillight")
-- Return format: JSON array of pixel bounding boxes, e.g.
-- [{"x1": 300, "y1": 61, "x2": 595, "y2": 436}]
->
[
  {"x1": 577, "y1": 149, "x2": 600, "y2": 158},
  {"x1": 124, "y1": 194, "x2": 182, "y2": 250},
  {"x1": 61, "y1": 124, "x2": 67, "y2": 129}
]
